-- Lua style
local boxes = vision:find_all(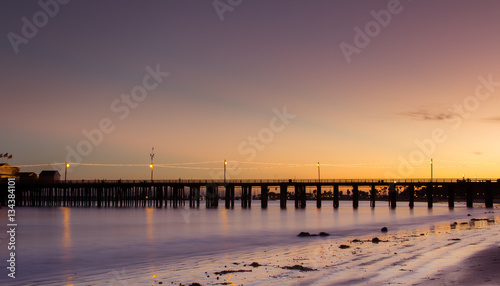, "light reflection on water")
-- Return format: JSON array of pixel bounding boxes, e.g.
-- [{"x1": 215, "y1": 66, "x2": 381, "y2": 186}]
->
[
  {"x1": 1, "y1": 201, "x2": 496, "y2": 284},
  {"x1": 146, "y1": 207, "x2": 154, "y2": 243},
  {"x1": 61, "y1": 207, "x2": 71, "y2": 251}
]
